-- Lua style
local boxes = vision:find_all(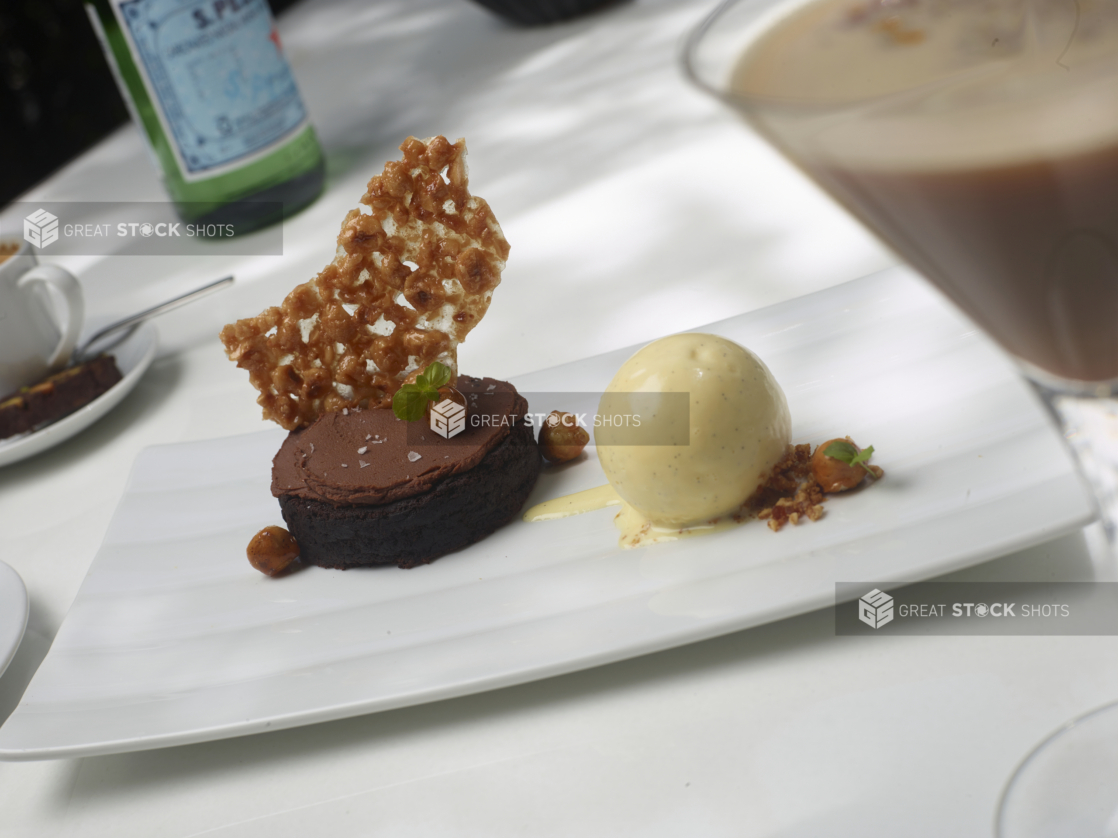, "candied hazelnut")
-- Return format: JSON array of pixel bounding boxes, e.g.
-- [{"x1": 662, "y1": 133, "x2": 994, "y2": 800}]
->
[
  {"x1": 401, "y1": 367, "x2": 458, "y2": 390},
  {"x1": 539, "y1": 411, "x2": 589, "y2": 463},
  {"x1": 420, "y1": 385, "x2": 467, "y2": 422},
  {"x1": 811, "y1": 437, "x2": 880, "y2": 493},
  {"x1": 247, "y1": 525, "x2": 300, "y2": 577},
  {"x1": 398, "y1": 366, "x2": 466, "y2": 419},
  {"x1": 433, "y1": 385, "x2": 467, "y2": 413}
]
